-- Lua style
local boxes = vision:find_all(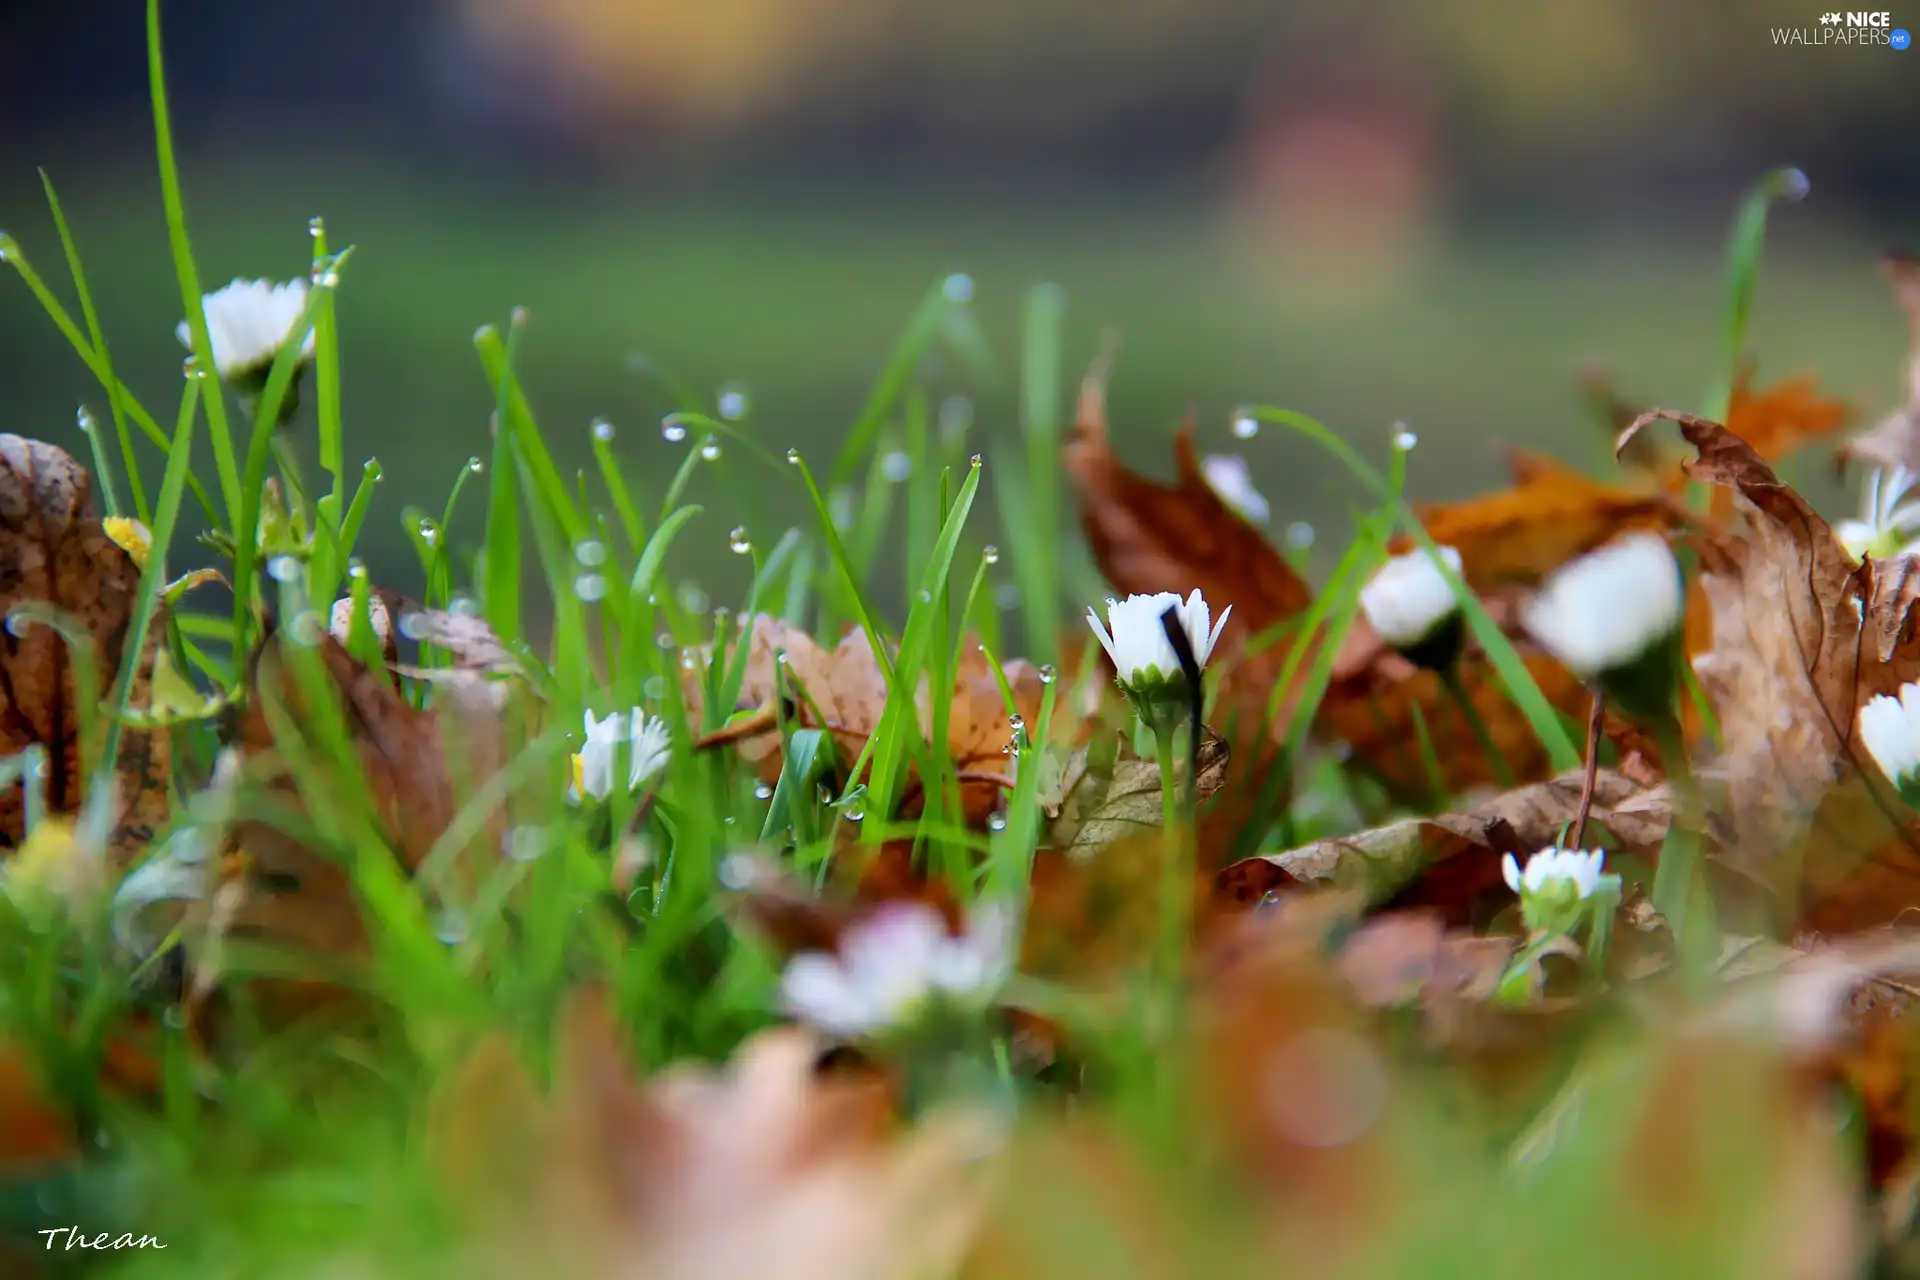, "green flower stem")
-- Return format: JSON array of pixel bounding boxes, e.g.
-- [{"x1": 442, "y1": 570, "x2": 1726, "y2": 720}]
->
[
  {"x1": 1439, "y1": 663, "x2": 1514, "y2": 789},
  {"x1": 1153, "y1": 720, "x2": 1188, "y2": 993},
  {"x1": 1647, "y1": 714, "x2": 1715, "y2": 964}
]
